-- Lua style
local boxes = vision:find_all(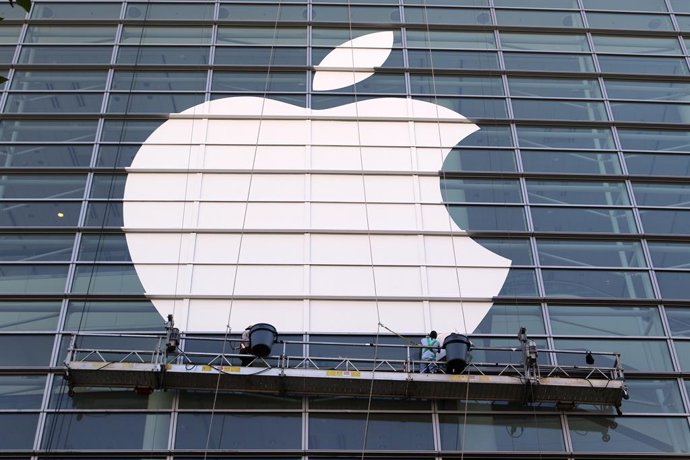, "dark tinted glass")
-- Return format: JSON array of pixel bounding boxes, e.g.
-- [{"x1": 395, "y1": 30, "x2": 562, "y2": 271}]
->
[
  {"x1": 0, "y1": 234, "x2": 74, "y2": 261},
  {"x1": 542, "y1": 270, "x2": 653, "y2": 299}
]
